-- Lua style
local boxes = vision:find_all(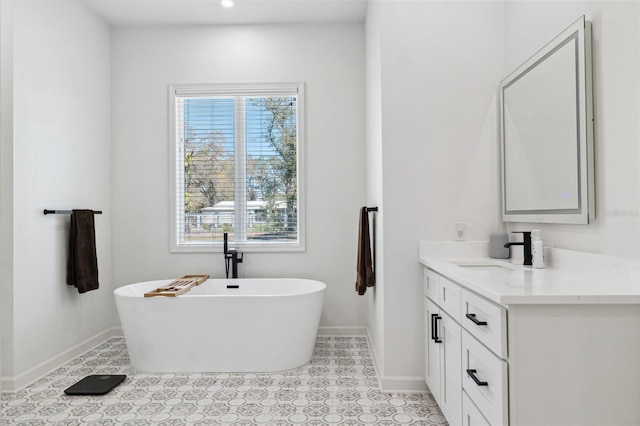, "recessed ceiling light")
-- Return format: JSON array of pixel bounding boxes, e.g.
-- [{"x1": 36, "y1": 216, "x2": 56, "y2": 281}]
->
[{"x1": 221, "y1": 0, "x2": 234, "y2": 8}]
